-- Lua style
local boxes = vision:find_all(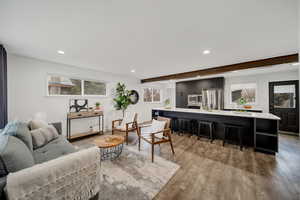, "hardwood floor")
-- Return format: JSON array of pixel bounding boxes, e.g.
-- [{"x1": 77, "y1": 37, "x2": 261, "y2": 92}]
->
[{"x1": 72, "y1": 132, "x2": 300, "y2": 200}]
